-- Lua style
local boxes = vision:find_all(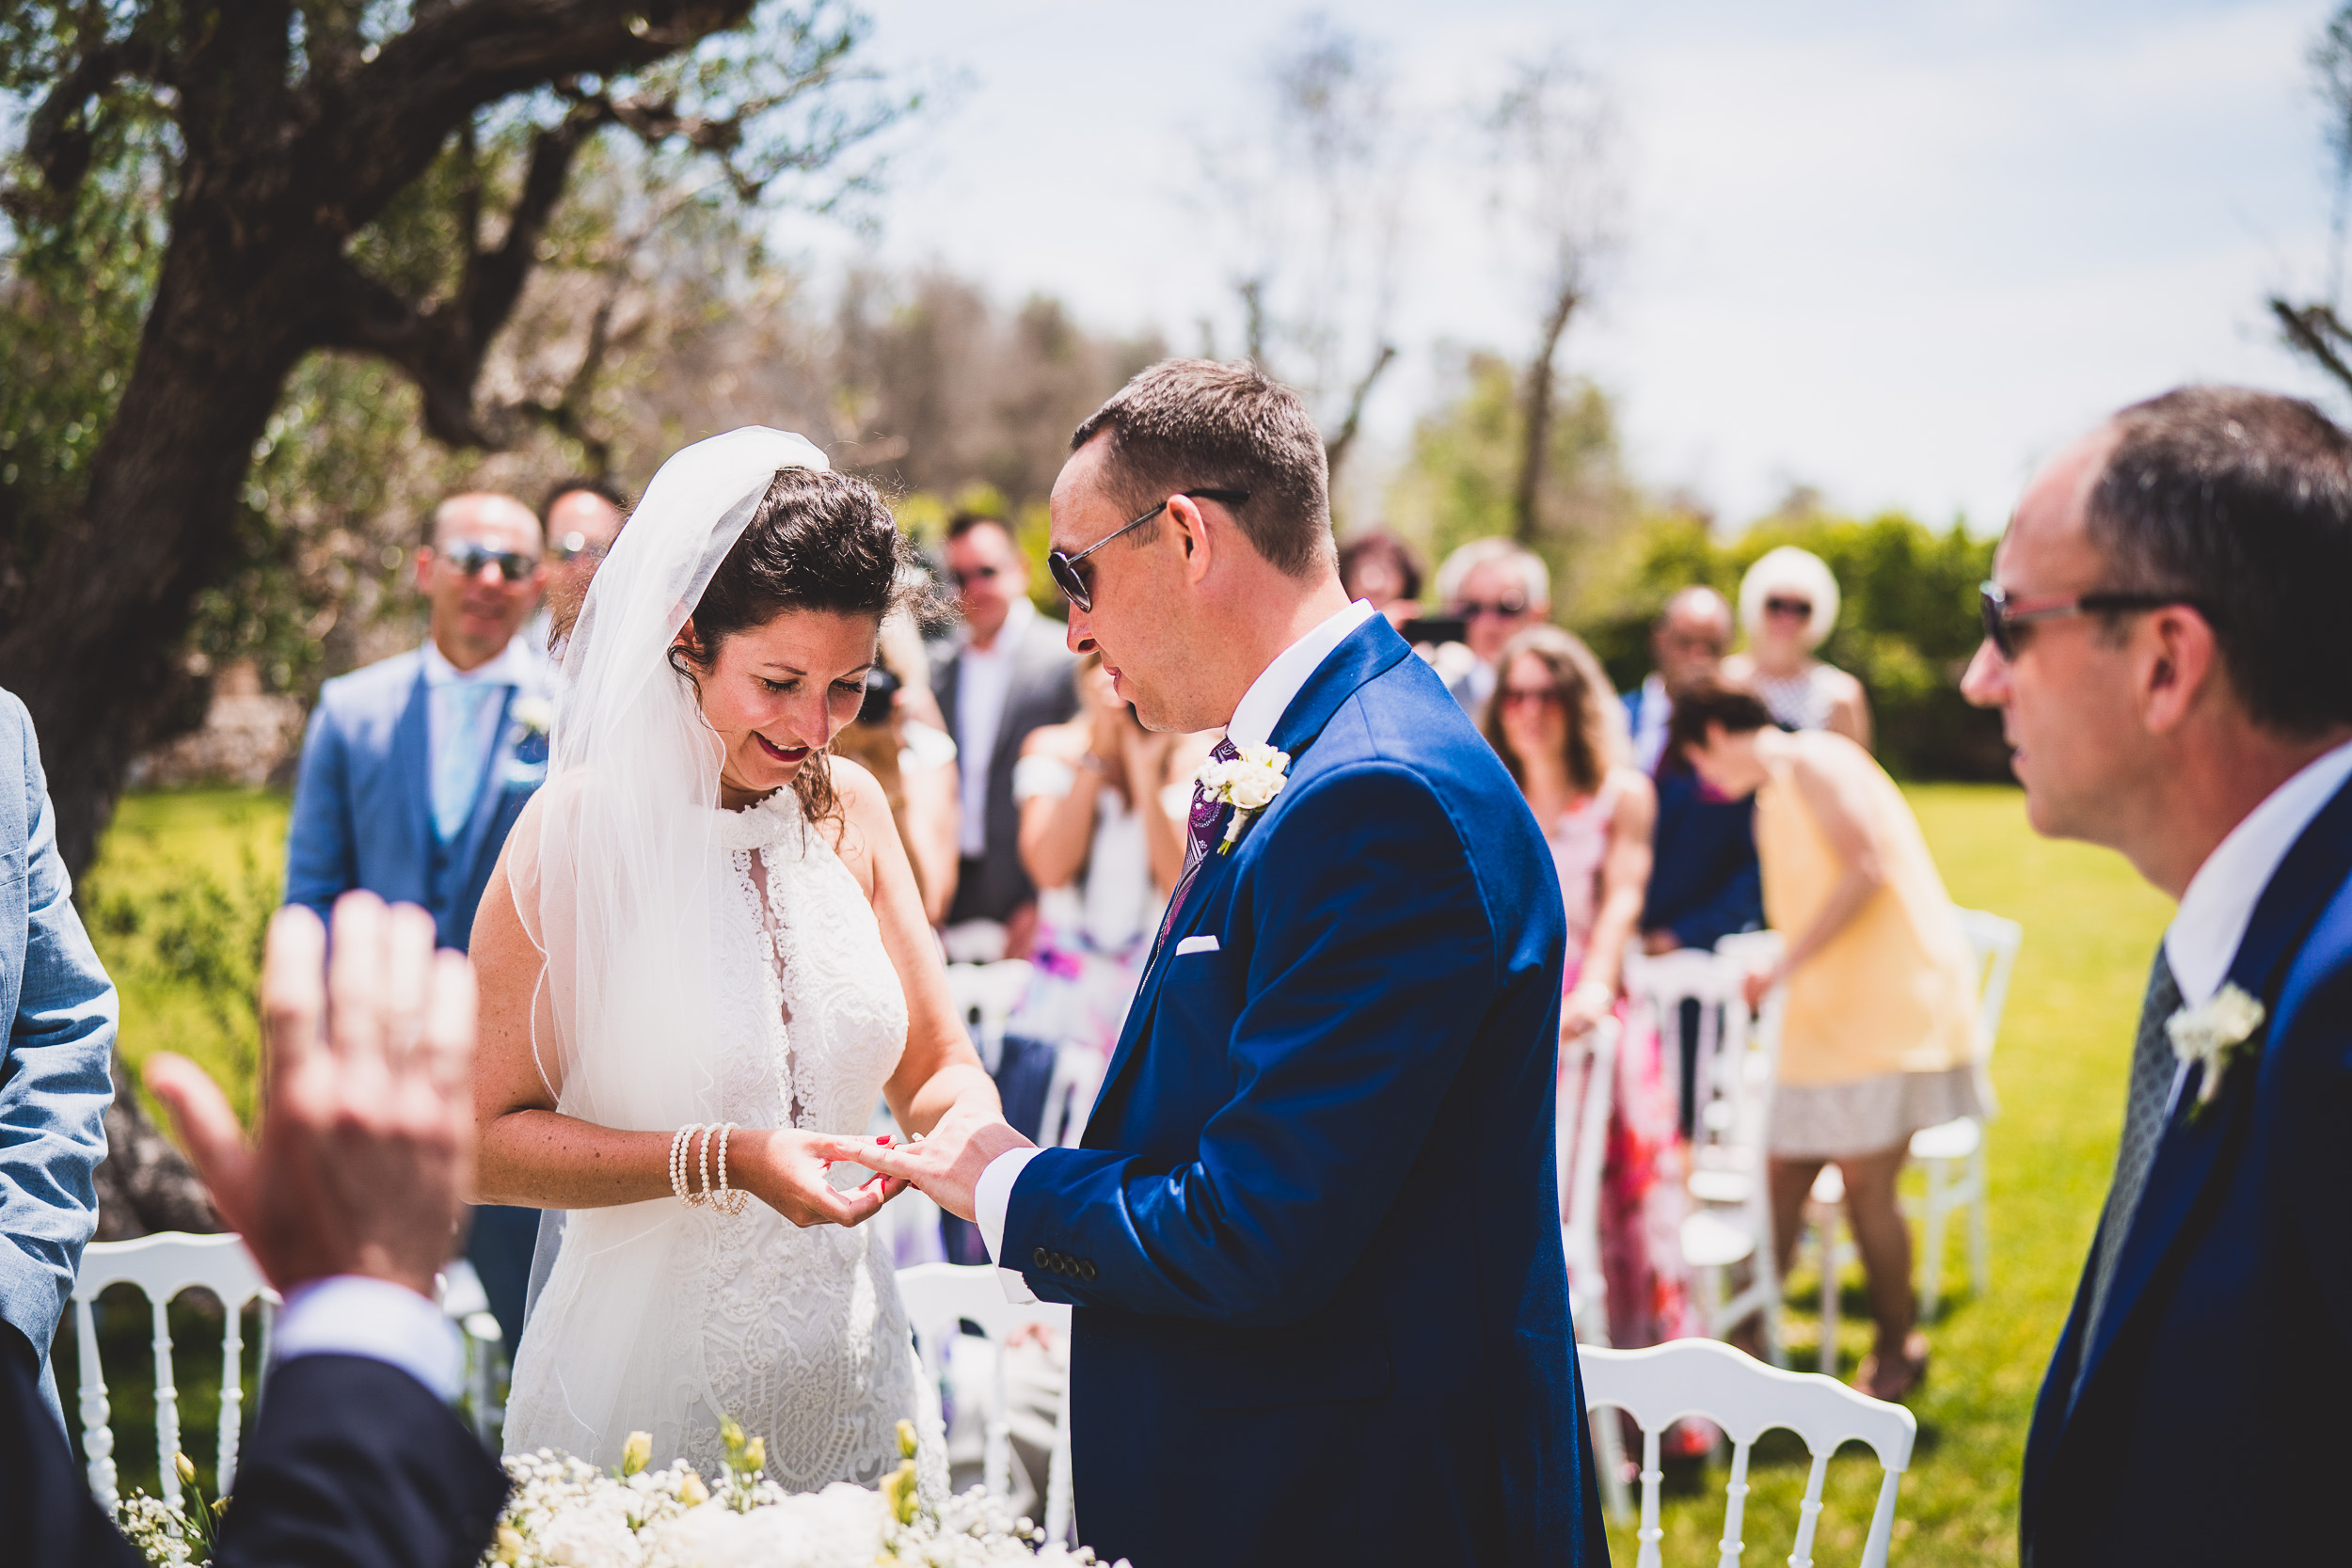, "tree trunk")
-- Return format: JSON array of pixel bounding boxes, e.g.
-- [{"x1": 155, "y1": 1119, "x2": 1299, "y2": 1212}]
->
[{"x1": 1513, "y1": 285, "x2": 1580, "y2": 546}]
